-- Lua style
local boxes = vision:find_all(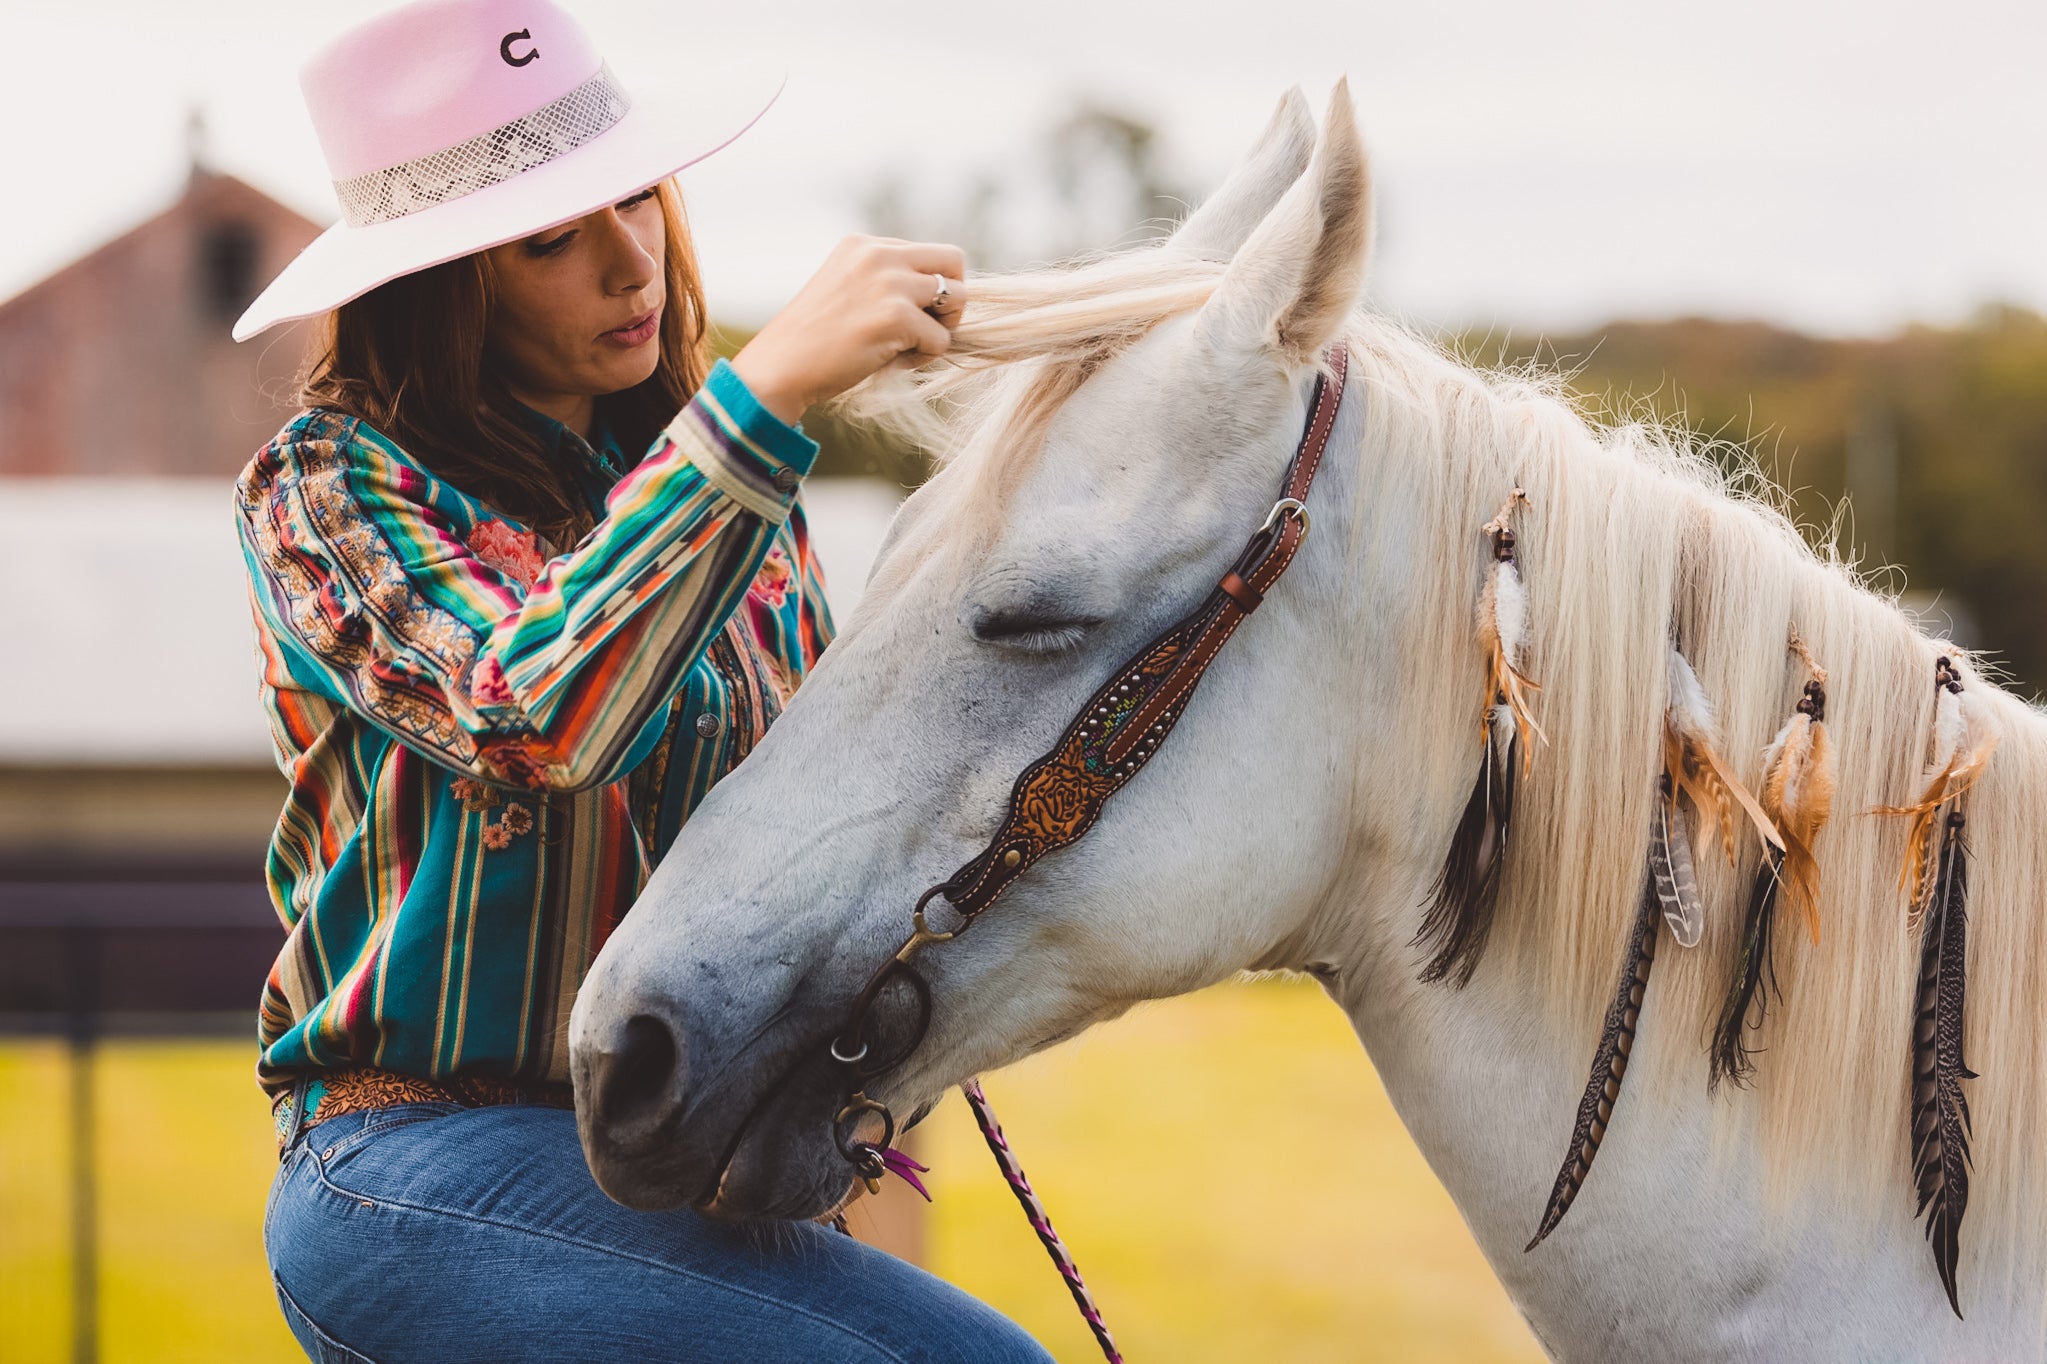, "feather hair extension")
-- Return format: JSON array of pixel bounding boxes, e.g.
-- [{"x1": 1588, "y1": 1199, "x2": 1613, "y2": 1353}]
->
[
  {"x1": 1710, "y1": 855, "x2": 1785, "y2": 1091},
  {"x1": 1664, "y1": 650, "x2": 1784, "y2": 868},
  {"x1": 1526, "y1": 870, "x2": 1661, "y2": 1251},
  {"x1": 1879, "y1": 658, "x2": 1998, "y2": 930},
  {"x1": 1651, "y1": 774, "x2": 1705, "y2": 948},
  {"x1": 1910, "y1": 807, "x2": 1975, "y2": 1319},
  {"x1": 1759, "y1": 680, "x2": 1836, "y2": 944},
  {"x1": 1528, "y1": 646, "x2": 1775, "y2": 1245},
  {"x1": 1711, "y1": 639, "x2": 1837, "y2": 1090},
  {"x1": 1874, "y1": 655, "x2": 1989, "y2": 1317},
  {"x1": 1415, "y1": 490, "x2": 1541, "y2": 987},
  {"x1": 1479, "y1": 491, "x2": 1545, "y2": 764}
]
